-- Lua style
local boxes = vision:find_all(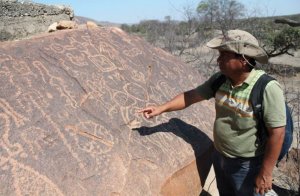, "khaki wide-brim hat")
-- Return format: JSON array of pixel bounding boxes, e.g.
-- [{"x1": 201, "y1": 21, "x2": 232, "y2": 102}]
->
[{"x1": 207, "y1": 29, "x2": 268, "y2": 64}]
